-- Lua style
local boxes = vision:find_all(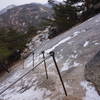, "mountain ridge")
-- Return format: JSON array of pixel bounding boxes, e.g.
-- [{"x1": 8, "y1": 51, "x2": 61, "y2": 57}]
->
[
  {"x1": 0, "y1": 4, "x2": 16, "y2": 15},
  {"x1": 0, "y1": 3, "x2": 53, "y2": 33}
]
